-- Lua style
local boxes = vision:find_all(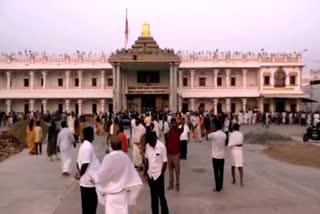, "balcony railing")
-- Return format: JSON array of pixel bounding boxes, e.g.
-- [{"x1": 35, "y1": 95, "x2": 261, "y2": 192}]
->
[{"x1": 128, "y1": 86, "x2": 169, "y2": 94}]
